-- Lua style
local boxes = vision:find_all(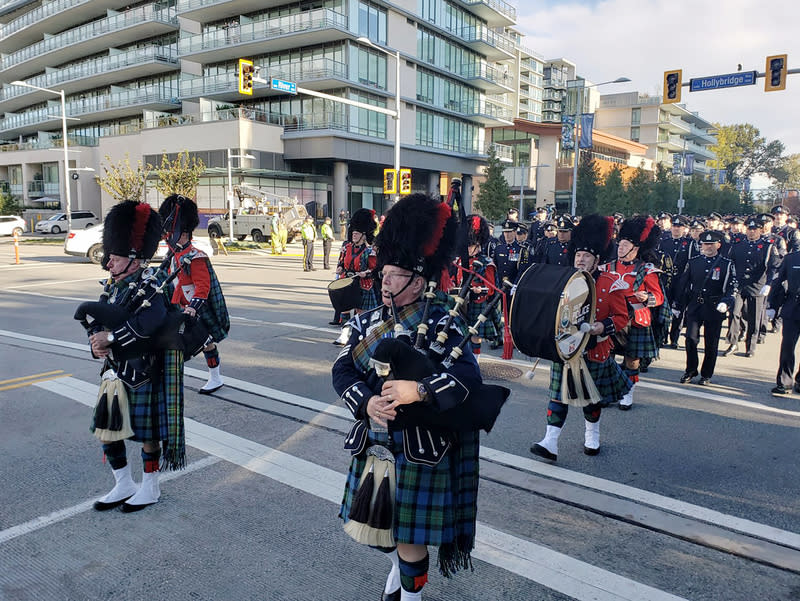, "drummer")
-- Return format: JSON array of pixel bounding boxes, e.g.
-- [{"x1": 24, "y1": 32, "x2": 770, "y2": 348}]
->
[
  {"x1": 333, "y1": 209, "x2": 380, "y2": 345},
  {"x1": 531, "y1": 215, "x2": 632, "y2": 460}
]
